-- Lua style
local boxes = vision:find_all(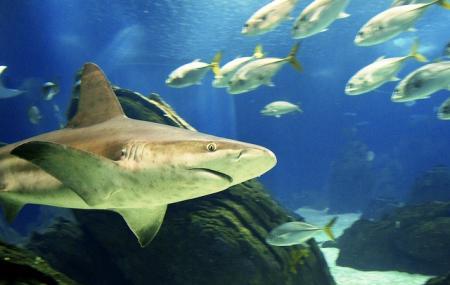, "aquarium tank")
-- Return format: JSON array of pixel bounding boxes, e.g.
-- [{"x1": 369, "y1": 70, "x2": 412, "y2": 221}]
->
[{"x1": 0, "y1": 1, "x2": 449, "y2": 285}]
